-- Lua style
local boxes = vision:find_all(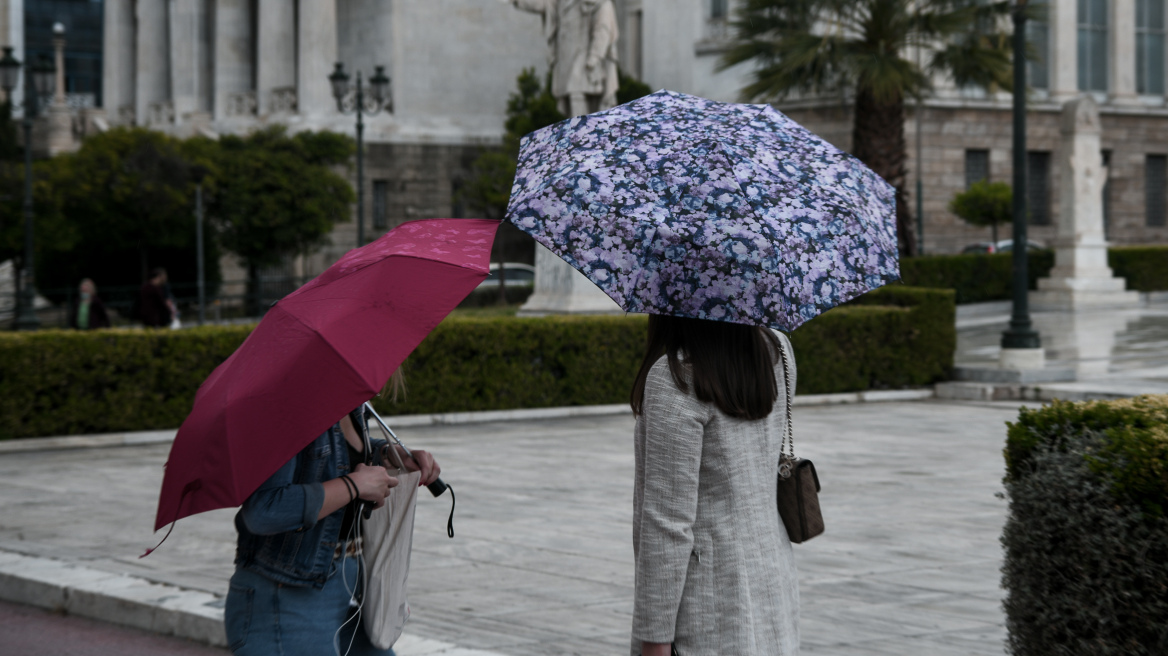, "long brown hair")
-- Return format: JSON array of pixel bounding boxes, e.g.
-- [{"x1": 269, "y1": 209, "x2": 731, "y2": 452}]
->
[{"x1": 630, "y1": 315, "x2": 782, "y2": 420}]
